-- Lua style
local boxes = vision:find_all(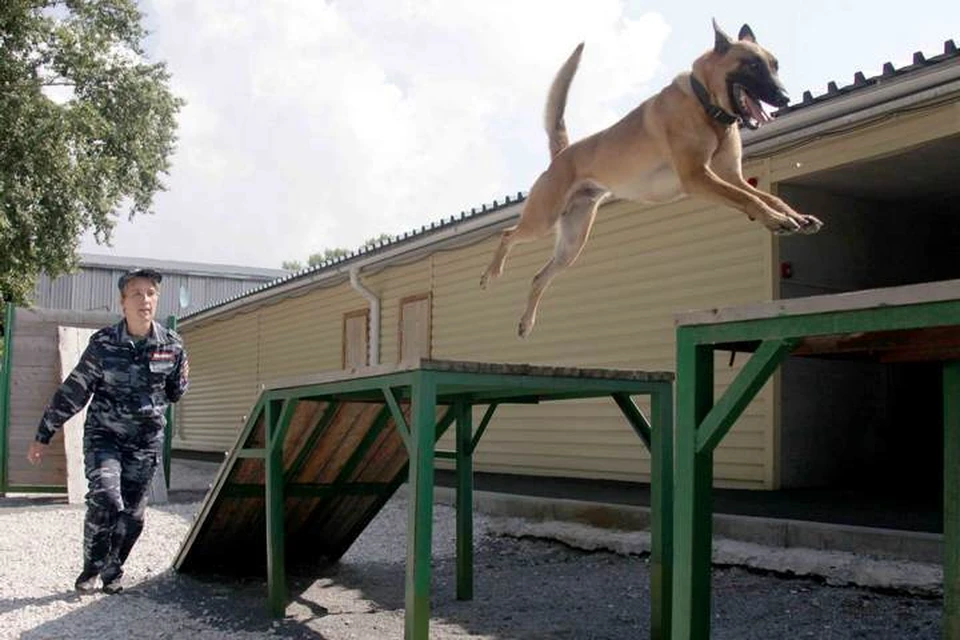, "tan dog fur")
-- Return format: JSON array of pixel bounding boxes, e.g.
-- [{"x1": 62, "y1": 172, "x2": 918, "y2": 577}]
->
[{"x1": 481, "y1": 21, "x2": 823, "y2": 338}]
